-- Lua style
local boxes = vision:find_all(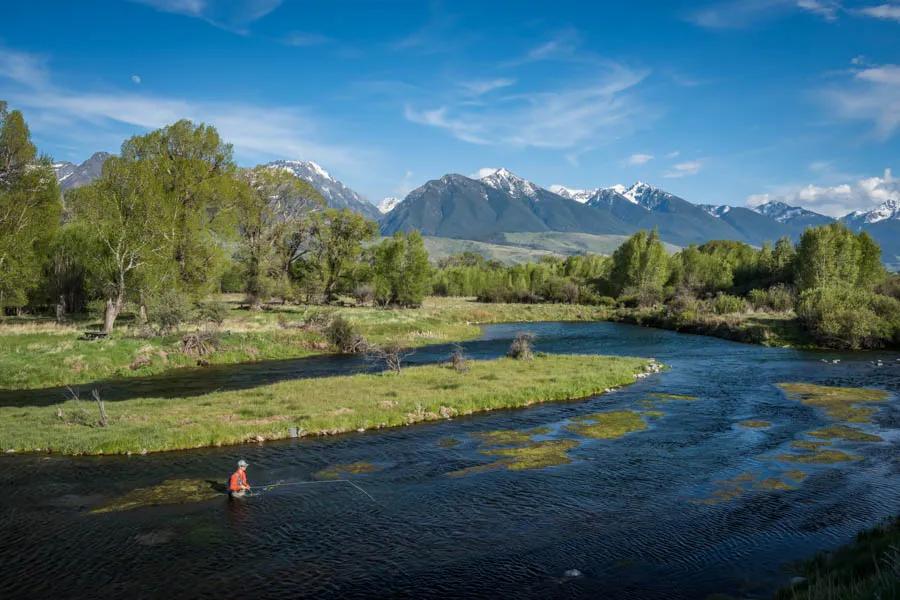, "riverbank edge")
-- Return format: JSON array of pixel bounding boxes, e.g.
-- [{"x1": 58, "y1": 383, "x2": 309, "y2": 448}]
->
[
  {"x1": 0, "y1": 354, "x2": 661, "y2": 456},
  {"x1": 0, "y1": 297, "x2": 813, "y2": 392},
  {"x1": 774, "y1": 515, "x2": 899, "y2": 599}
]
